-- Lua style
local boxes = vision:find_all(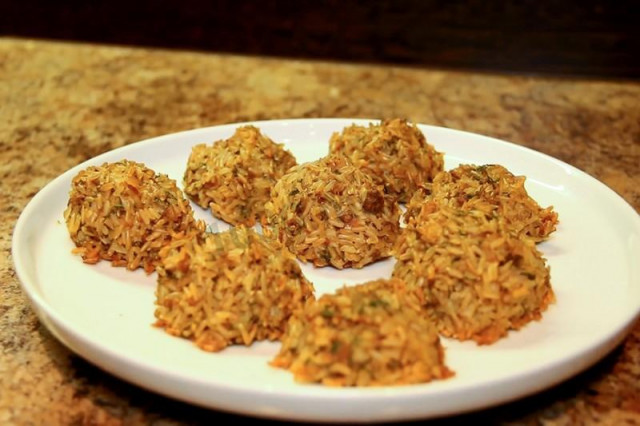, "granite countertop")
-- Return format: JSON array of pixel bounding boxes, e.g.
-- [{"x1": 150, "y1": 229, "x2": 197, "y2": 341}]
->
[{"x1": 1, "y1": 38, "x2": 639, "y2": 425}]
